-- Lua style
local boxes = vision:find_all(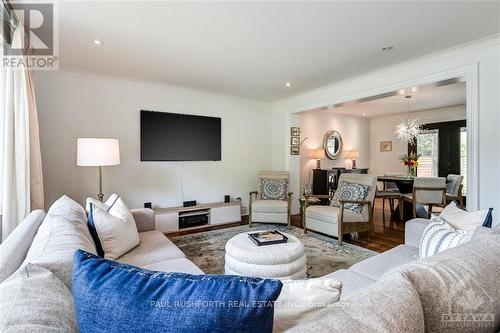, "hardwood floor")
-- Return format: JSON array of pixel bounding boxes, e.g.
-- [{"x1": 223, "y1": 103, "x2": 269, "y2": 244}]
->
[
  {"x1": 291, "y1": 199, "x2": 406, "y2": 253},
  {"x1": 166, "y1": 199, "x2": 406, "y2": 253}
]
